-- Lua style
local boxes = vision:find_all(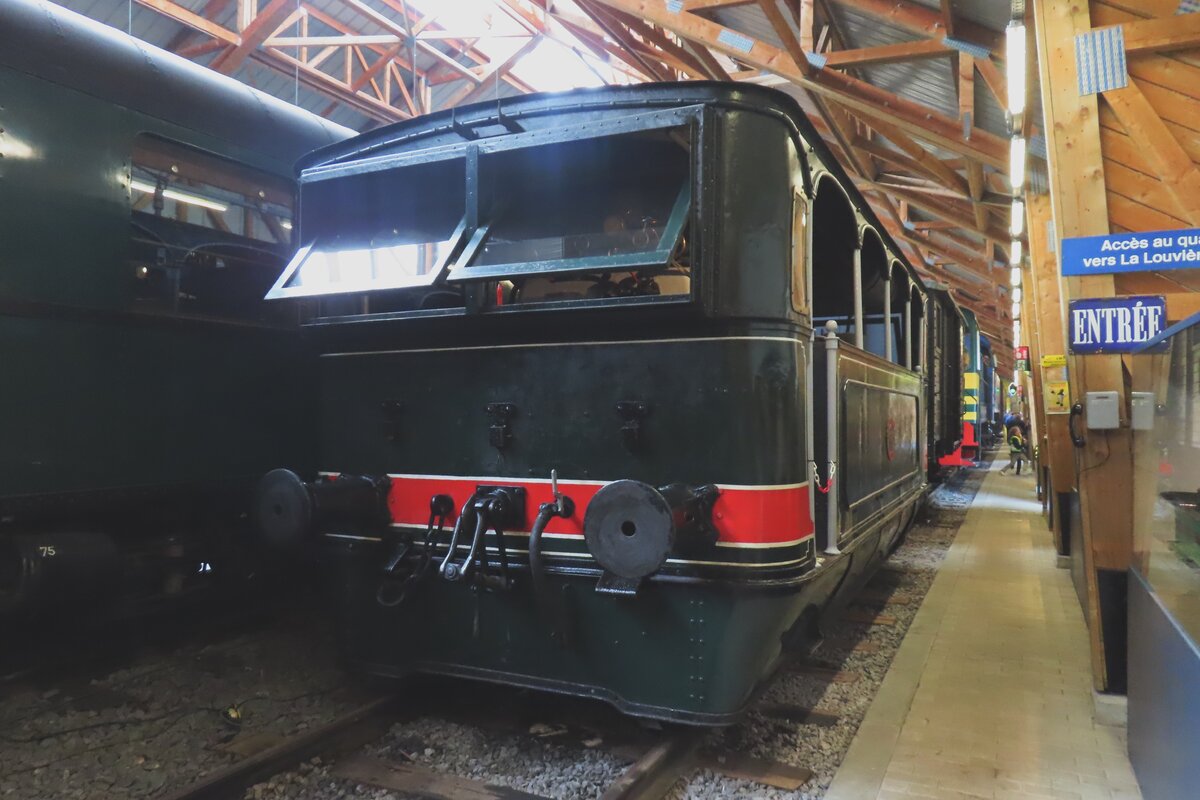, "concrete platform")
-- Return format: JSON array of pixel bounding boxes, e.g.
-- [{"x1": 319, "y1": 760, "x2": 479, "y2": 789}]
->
[{"x1": 826, "y1": 460, "x2": 1143, "y2": 800}]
